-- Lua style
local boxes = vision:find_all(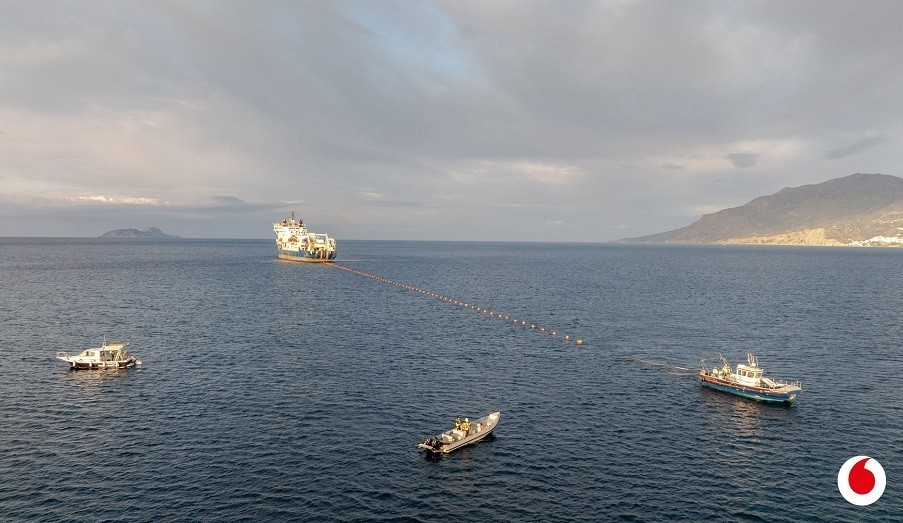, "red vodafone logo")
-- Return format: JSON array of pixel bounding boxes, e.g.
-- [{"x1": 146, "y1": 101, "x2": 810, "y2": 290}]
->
[{"x1": 838, "y1": 456, "x2": 886, "y2": 506}]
